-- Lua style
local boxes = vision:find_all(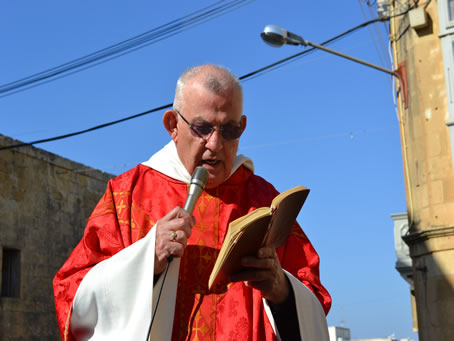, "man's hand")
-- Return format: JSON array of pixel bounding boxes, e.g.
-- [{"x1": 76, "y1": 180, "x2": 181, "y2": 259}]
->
[
  {"x1": 229, "y1": 247, "x2": 289, "y2": 304},
  {"x1": 154, "y1": 207, "x2": 195, "y2": 274}
]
